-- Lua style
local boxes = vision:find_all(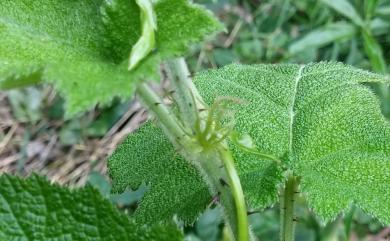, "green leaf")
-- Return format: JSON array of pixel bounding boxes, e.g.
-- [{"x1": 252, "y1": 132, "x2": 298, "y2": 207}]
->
[
  {"x1": 370, "y1": 18, "x2": 390, "y2": 35},
  {"x1": 321, "y1": 0, "x2": 364, "y2": 27},
  {"x1": 193, "y1": 62, "x2": 390, "y2": 224},
  {"x1": 364, "y1": 0, "x2": 379, "y2": 20},
  {"x1": 108, "y1": 123, "x2": 211, "y2": 224},
  {"x1": 0, "y1": 174, "x2": 183, "y2": 241},
  {"x1": 0, "y1": 0, "x2": 222, "y2": 116},
  {"x1": 128, "y1": 0, "x2": 157, "y2": 70},
  {"x1": 362, "y1": 29, "x2": 387, "y2": 73},
  {"x1": 109, "y1": 62, "x2": 389, "y2": 226},
  {"x1": 375, "y1": 5, "x2": 390, "y2": 20},
  {"x1": 109, "y1": 123, "x2": 283, "y2": 223},
  {"x1": 289, "y1": 22, "x2": 356, "y2": 55}
]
